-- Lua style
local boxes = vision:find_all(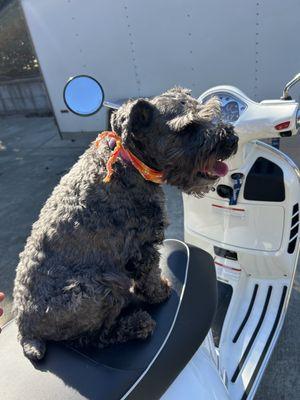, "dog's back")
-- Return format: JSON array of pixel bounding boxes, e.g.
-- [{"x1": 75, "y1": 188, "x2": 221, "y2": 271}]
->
[{"x1": 13, "y1": 141, "x2": 165, "y2": 360}]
